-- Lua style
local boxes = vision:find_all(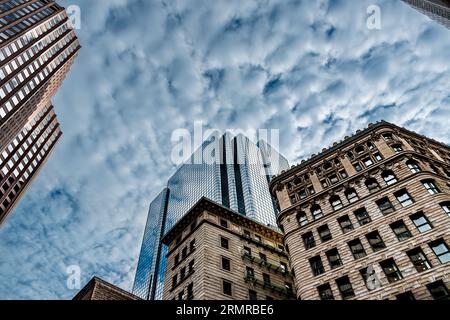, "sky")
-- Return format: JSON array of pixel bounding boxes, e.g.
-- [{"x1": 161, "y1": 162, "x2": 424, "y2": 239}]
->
[{"x1": 0, "y1": 0, "x2": 449, "y2": 300}]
